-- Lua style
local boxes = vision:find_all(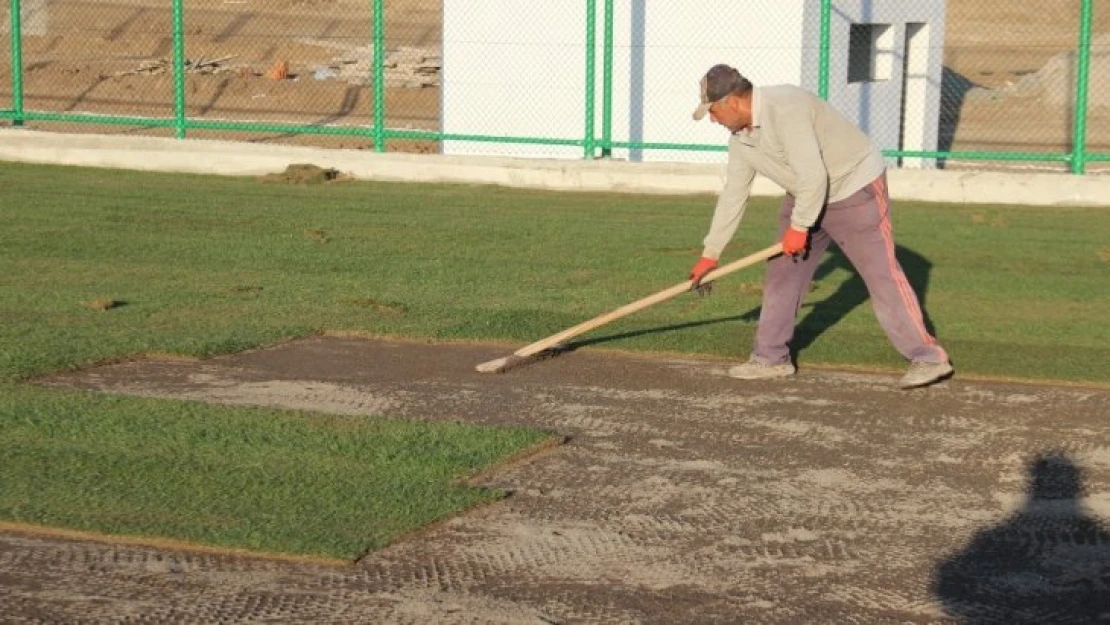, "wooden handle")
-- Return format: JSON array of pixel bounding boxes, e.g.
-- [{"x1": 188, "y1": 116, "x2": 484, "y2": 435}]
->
[{"x1": 511, "y1": 243, "x2": 782, "y2": 358}]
